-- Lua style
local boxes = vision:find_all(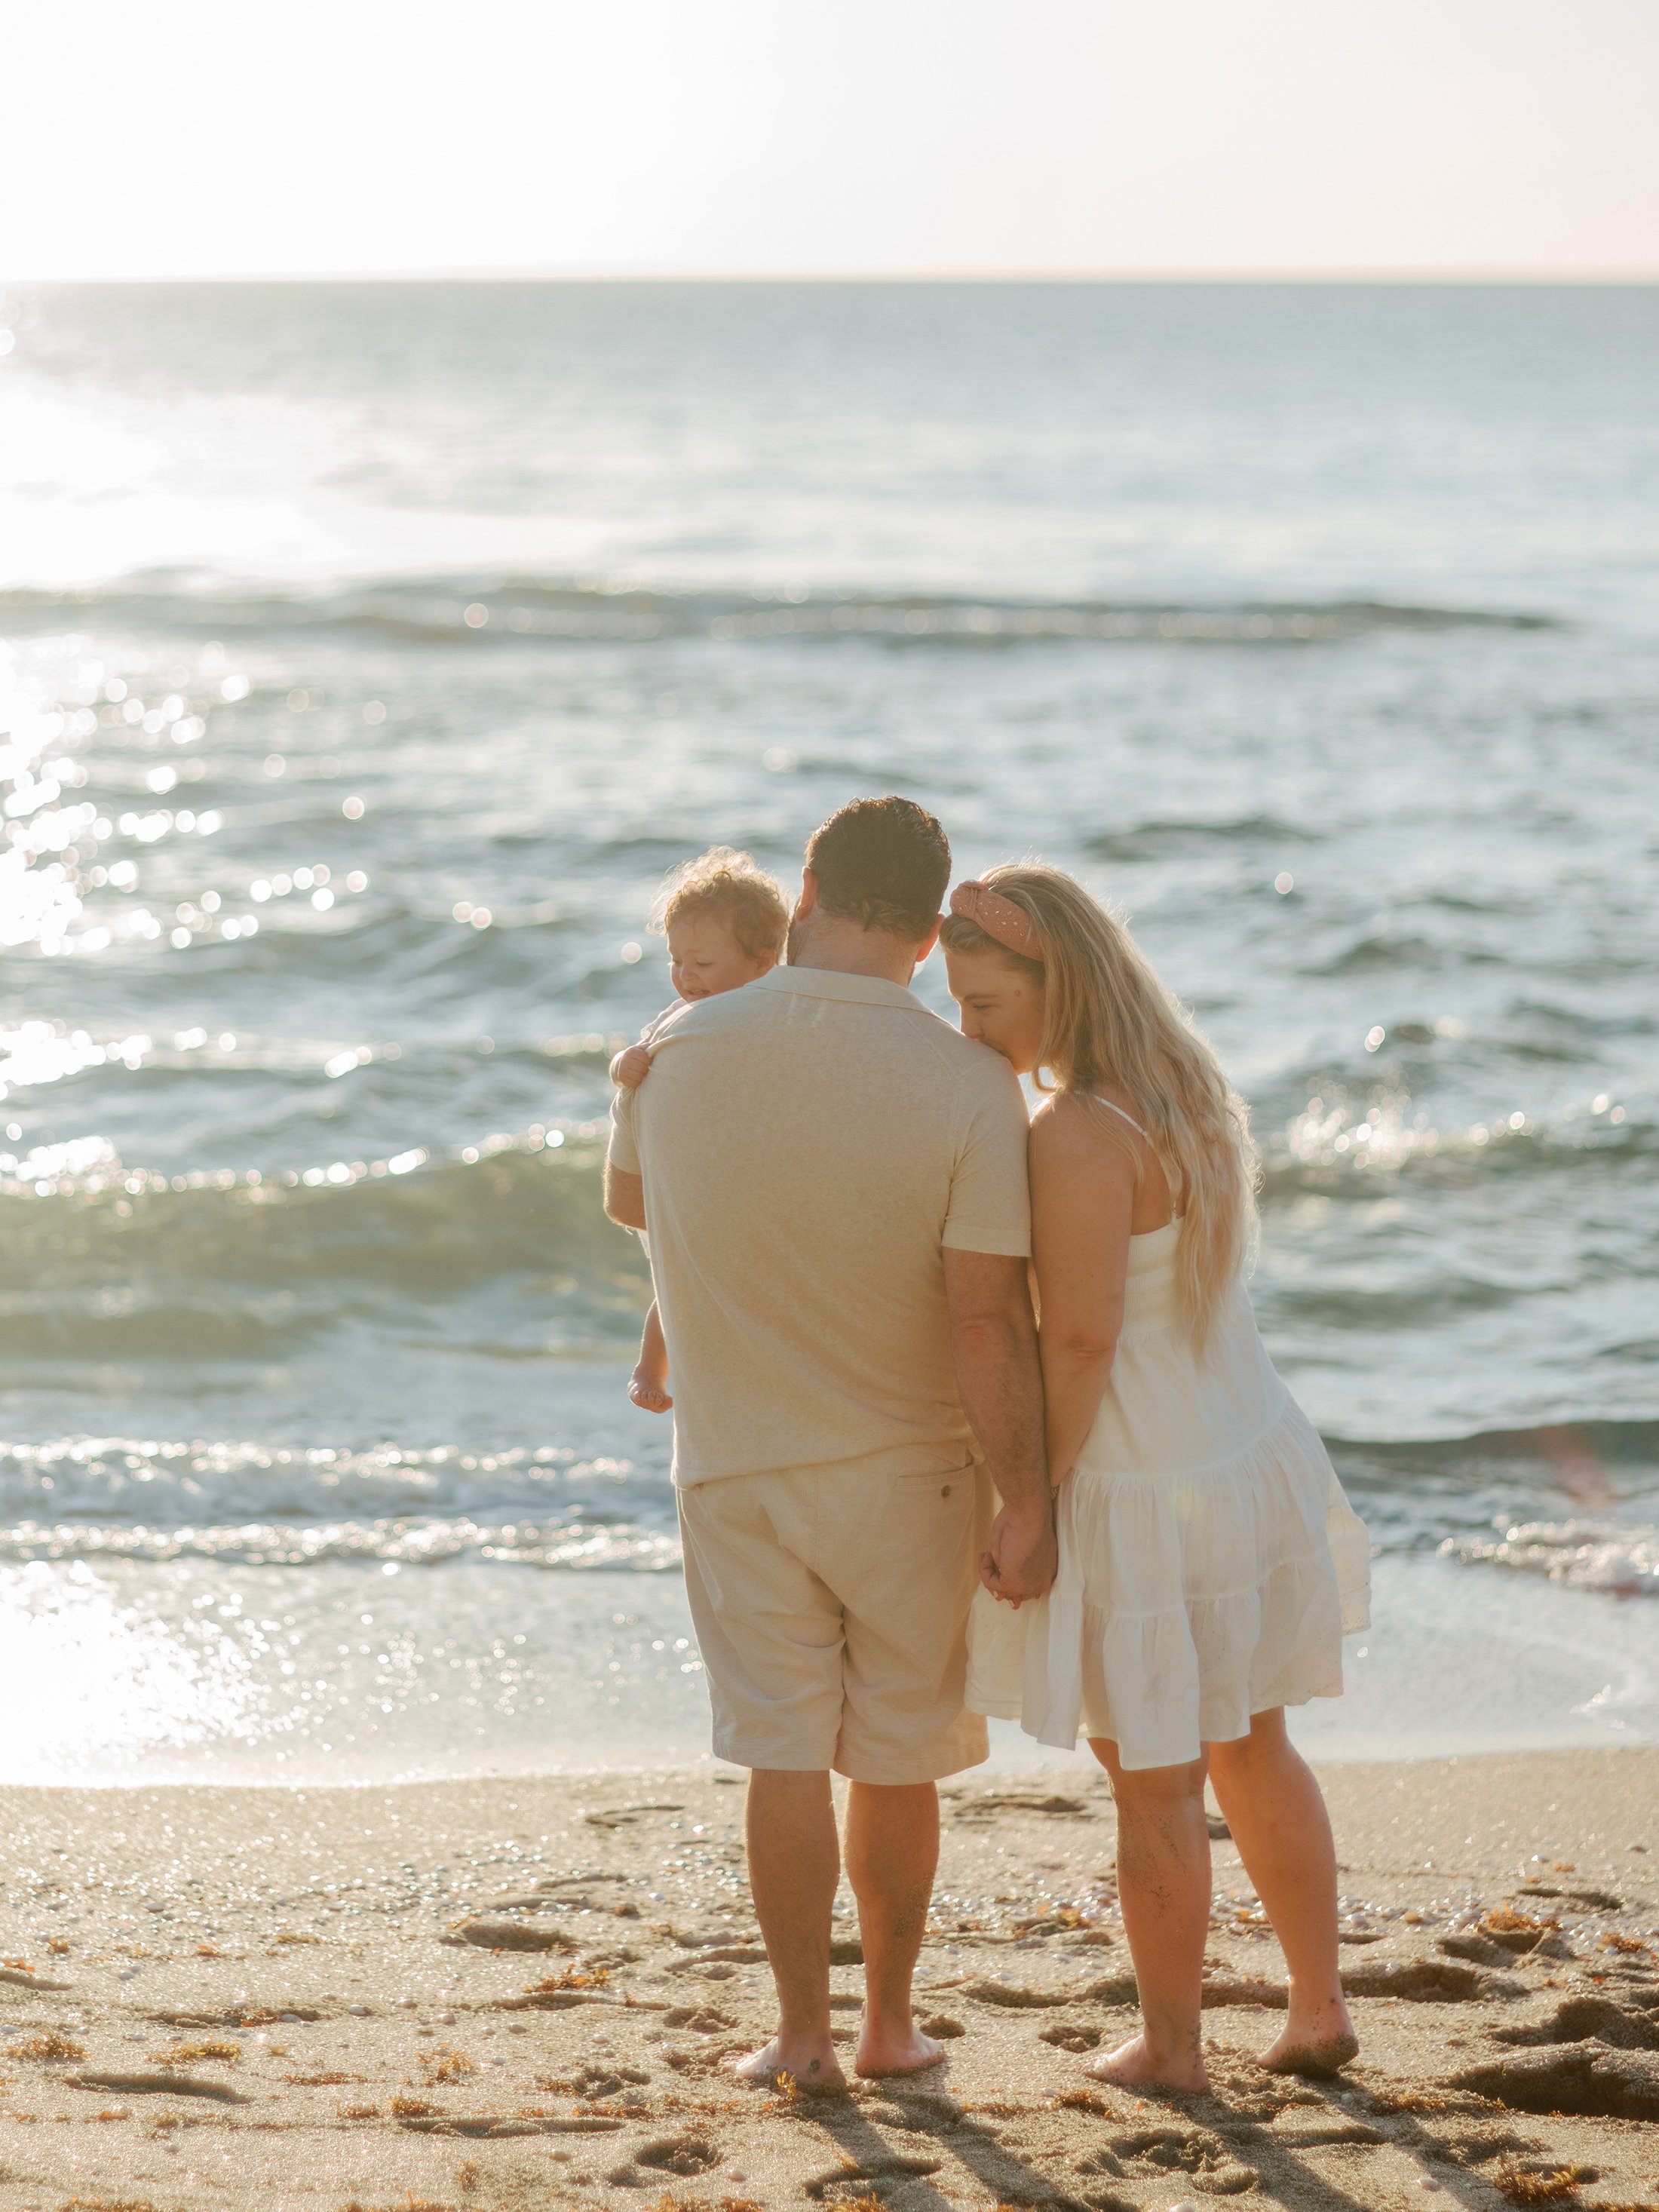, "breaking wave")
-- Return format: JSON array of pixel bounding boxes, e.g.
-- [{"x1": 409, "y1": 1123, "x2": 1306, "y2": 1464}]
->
[
  {"x1": 4, "y1": 1418, "x2": 1653, "y2": 1591},
  {"x1": 0, "y1": 1435, "x2": 679, "y2": 1575},
  {"x1": 0, "y1": 1079, "x2": 1649, "y2": 1367},
  {"x1": 0, "y1": 572, "x2": 1559, "y2": 649},
  {"x1": 1440, "y1": 1517, "x2": 1659, "y2": 1598},
  {"x1": 1261, "y1": 1084, "x2": 1648, "y2": 1194},
  {"x1": 0, "y1": 1512, "x2": 679, "y2": 1573},
  {"x1": 1329, "y1": 1420, "x2": 1659, "y2": 1598},
  {"x1": 0, "y1": 1129, "x2": 631, "y2": 1287}
]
